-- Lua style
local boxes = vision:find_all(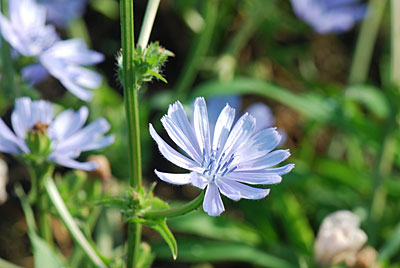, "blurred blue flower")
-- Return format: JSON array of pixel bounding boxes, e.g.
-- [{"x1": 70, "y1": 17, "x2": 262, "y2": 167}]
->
[
  {"x1": 0, "y1": 0, "x2": 104, "y2": 101},
  {"x1": 38, "y1": 0, "x2": 88, "y2": 28},
  {"x1": 0, "y1": 97, "x2": 114, "y2": 170},
  {"x1": 150, "y1": 97, "x2": 293, "y2": 216},
  {"x1": 0, "y1": 0, "x2": 58, "y2": 56},
  {"x1": 290, "y1": 0, "x2": 366, "y2": 34},
  {"x1": 207, "y1": 95, "x2": 287, "y2": 145}
]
